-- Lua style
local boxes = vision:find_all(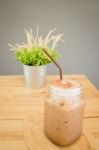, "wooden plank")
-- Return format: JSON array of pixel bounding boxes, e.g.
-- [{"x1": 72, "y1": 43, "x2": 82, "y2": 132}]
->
[
  {"x1": 0, "y1": 141, "x2": 28, "y2": 150},
  {"x1": 1, "y1": 75, "x2": 99, "y2": 150},
  {"x1": 0, "y1": 75, "x2": 99, "y2": 119},
  {"x1": 23, "y1": 115, "x2": 90, "y2": 150},
  {"x1": 0, "y1": 120, "x2": 23, "y2": 141},
  {"x1": 0, "y1": 120, "x2": 28, "y2": 150},
  {"x1": 0, "y1": 115, "x2": 99, "y2": 149},
  {"x1": 84, "y1": 117, "x2": 99, "y2": 150}
]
